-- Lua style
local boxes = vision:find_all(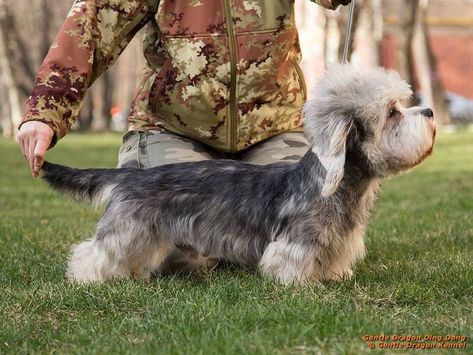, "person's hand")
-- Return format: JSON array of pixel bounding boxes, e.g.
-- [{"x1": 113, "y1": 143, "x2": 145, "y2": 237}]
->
[
  {"x1": 319, "y1": 0, "x2": 351, "y2": 9},
  {"x1": 17, "y1": 121, "x2": 54, "y2": 177}
]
